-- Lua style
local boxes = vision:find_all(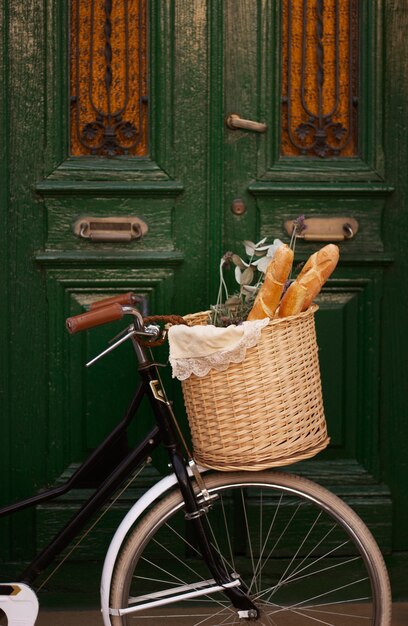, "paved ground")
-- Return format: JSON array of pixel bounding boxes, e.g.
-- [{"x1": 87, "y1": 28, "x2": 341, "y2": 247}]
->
[{"x1": 35, "y1": 603, "x2": 408, "y2": 625}]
